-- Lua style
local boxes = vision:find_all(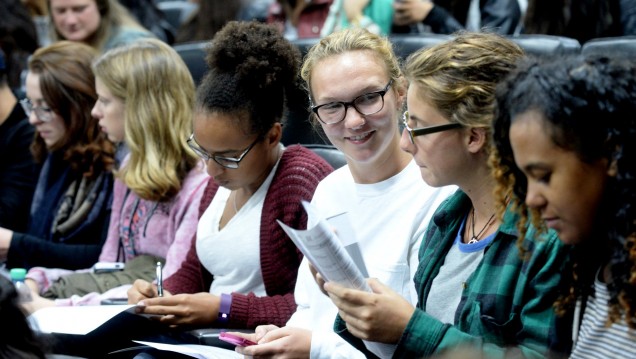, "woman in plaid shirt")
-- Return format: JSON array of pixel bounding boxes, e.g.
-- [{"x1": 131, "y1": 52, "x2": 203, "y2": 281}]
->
[{"x1": 324, "y1": 32, "x2": 572, "y2": 358}]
